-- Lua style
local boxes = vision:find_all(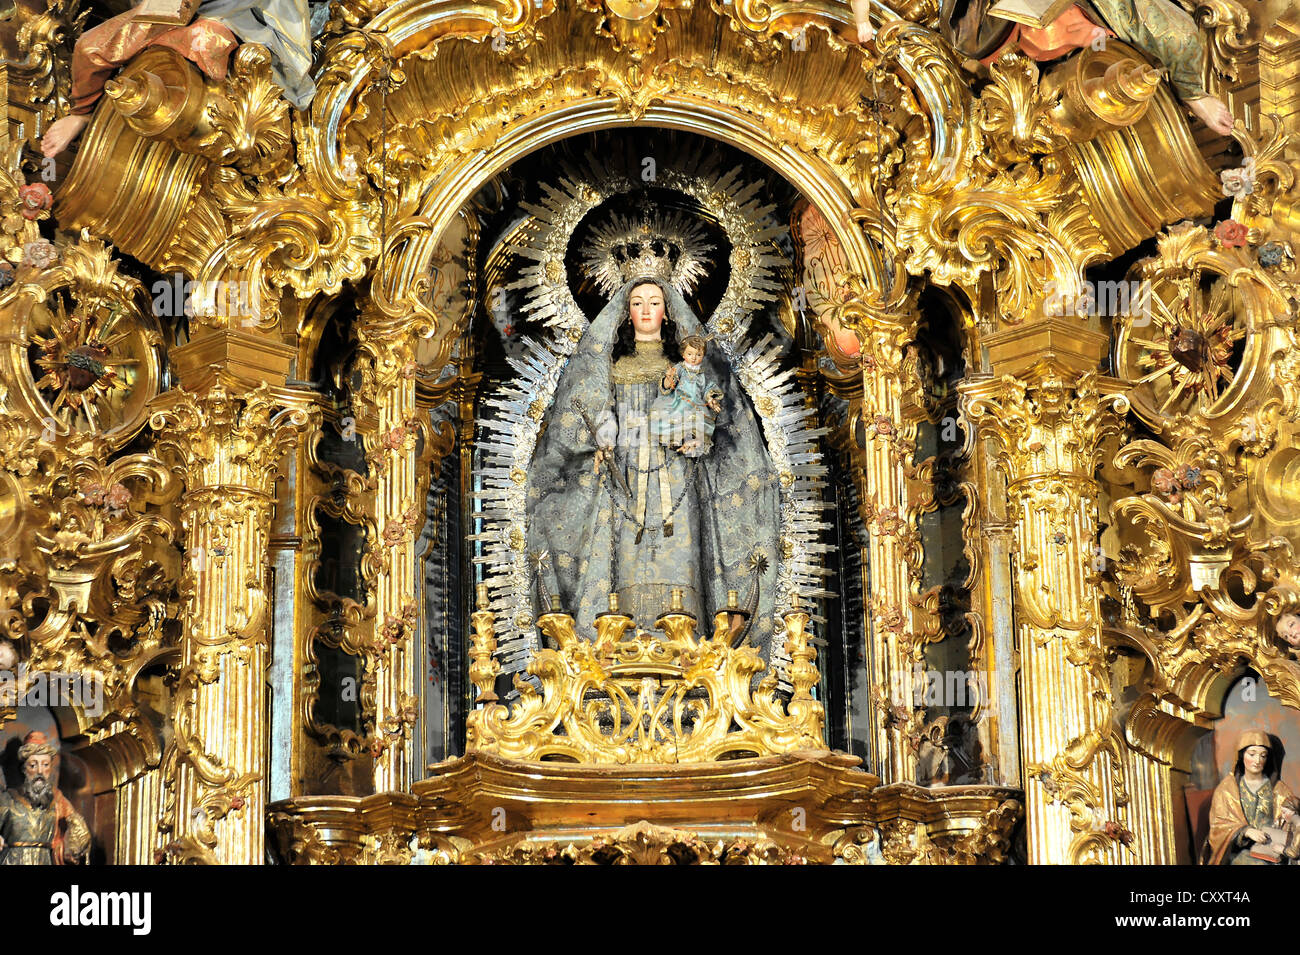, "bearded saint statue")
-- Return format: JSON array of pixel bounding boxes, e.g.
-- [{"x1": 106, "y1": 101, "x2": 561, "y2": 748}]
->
[{"x1": 0, "y1": 731, "x2": 91, "y2": 865}]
